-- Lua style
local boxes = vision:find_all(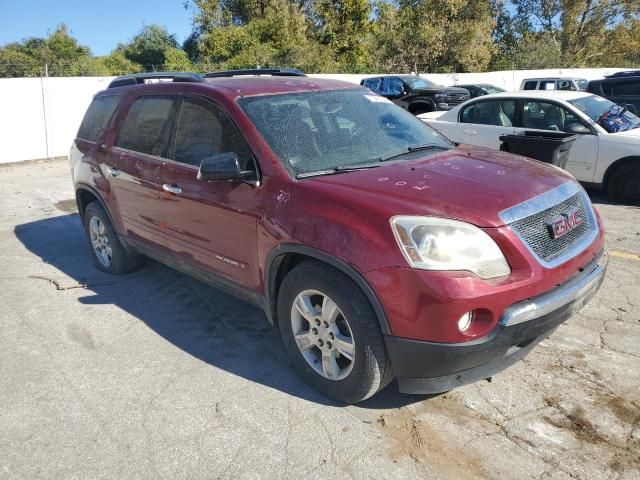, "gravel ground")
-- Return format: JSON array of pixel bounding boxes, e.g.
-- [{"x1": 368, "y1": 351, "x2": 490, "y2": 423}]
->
[{"x1": 1, "y1": 159, "x2": 639, "y2": 479}]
